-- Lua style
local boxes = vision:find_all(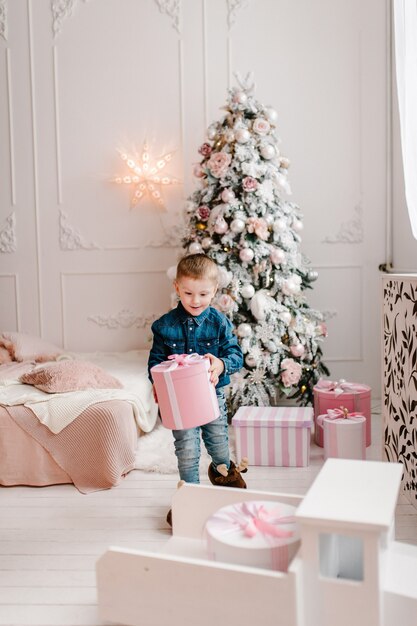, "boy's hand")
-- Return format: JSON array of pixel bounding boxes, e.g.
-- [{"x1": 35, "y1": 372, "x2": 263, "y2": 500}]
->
[
  {"x1": 205, "y1": 353, "x2": 224, "y2": 386},
  {"x1": 152, "y1": 384, "x2": 158, "y2": 403}
]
